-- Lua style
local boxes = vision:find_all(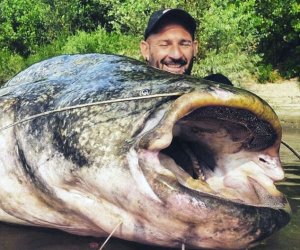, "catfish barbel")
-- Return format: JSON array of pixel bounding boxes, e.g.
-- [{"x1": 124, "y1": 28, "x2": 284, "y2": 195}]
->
[{"x1": 0, "y1": 54, "x2": 290, "y2": 249}]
